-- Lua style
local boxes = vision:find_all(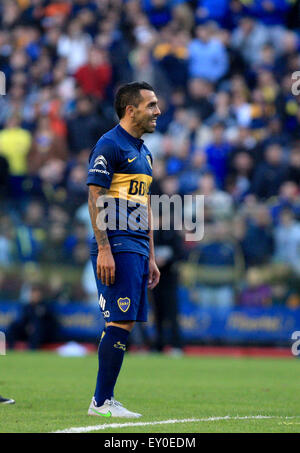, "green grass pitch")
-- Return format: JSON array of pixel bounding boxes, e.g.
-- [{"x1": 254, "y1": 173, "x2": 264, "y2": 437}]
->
[{"x1": 0, "y1": 351, "x2": 300, "y2": 433}]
